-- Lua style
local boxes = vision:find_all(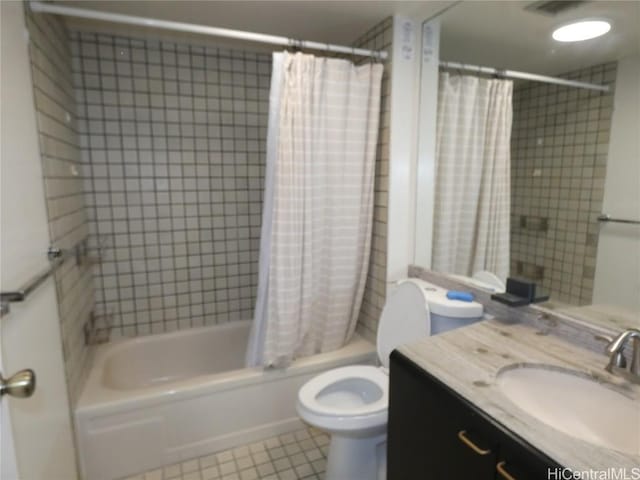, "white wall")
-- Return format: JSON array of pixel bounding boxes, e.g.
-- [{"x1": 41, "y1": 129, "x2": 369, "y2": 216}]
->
[
  {"x1": 413, "y1": 18, "x2": 440, "y2": 268},
  {"x1": 593, "y1": 54, "x2": 640, "y2": 311},
  {"x1": 386, "y1": 16, "x2": 421, "y2": 285},
  {"x1": 0, "y1": 2, "x2": 78, "y2": 478}
]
